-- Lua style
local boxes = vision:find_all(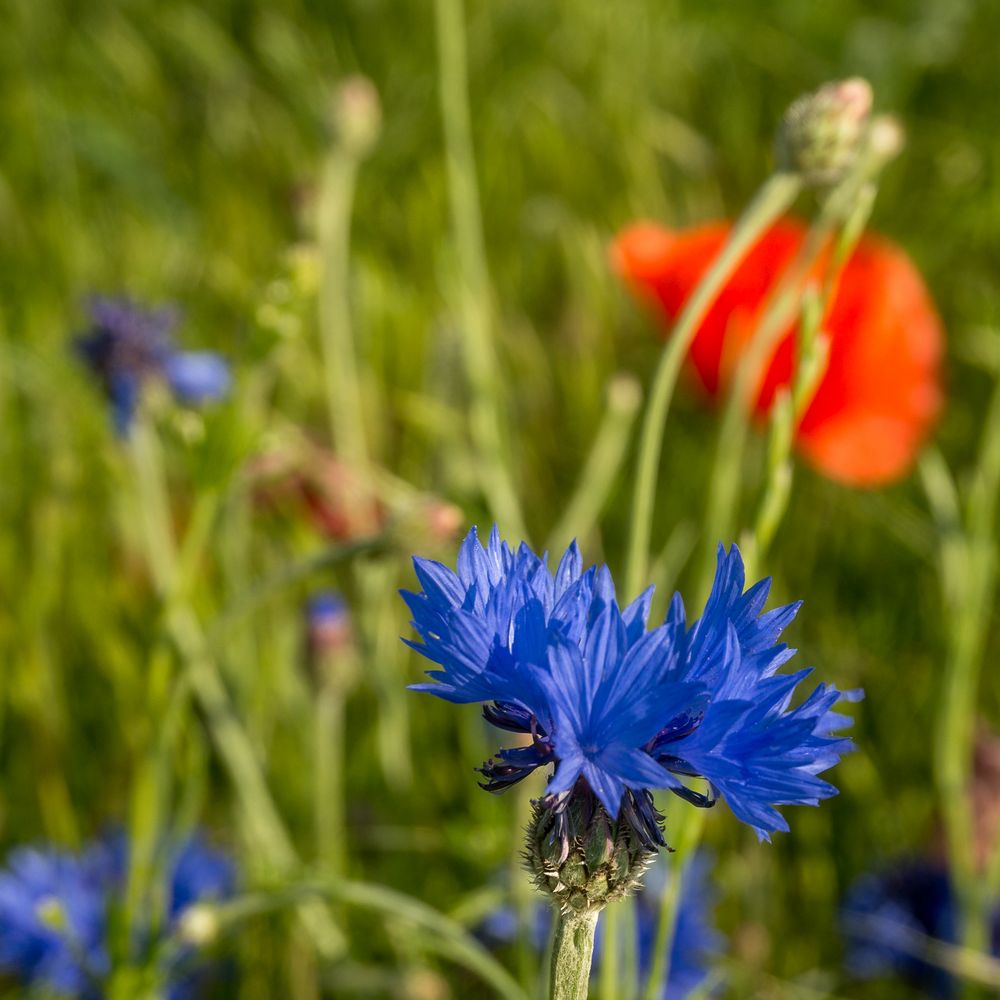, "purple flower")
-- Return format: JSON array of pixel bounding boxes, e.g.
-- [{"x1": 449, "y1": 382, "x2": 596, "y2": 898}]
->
[{"x1": 75, "y1": 296, "x2": 230, "y2": 435}]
